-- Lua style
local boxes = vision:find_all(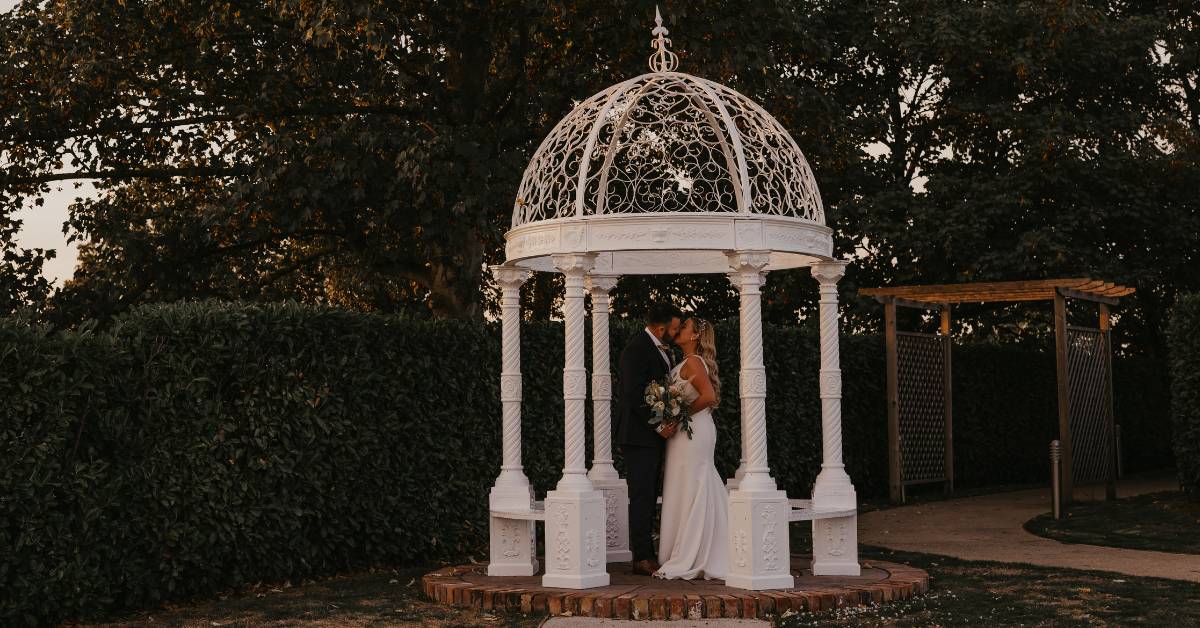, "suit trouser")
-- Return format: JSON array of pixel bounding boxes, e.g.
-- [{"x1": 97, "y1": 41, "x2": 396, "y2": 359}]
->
[{"x1": 622, "y1": 442, "x2": 664, "y2": 562}]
